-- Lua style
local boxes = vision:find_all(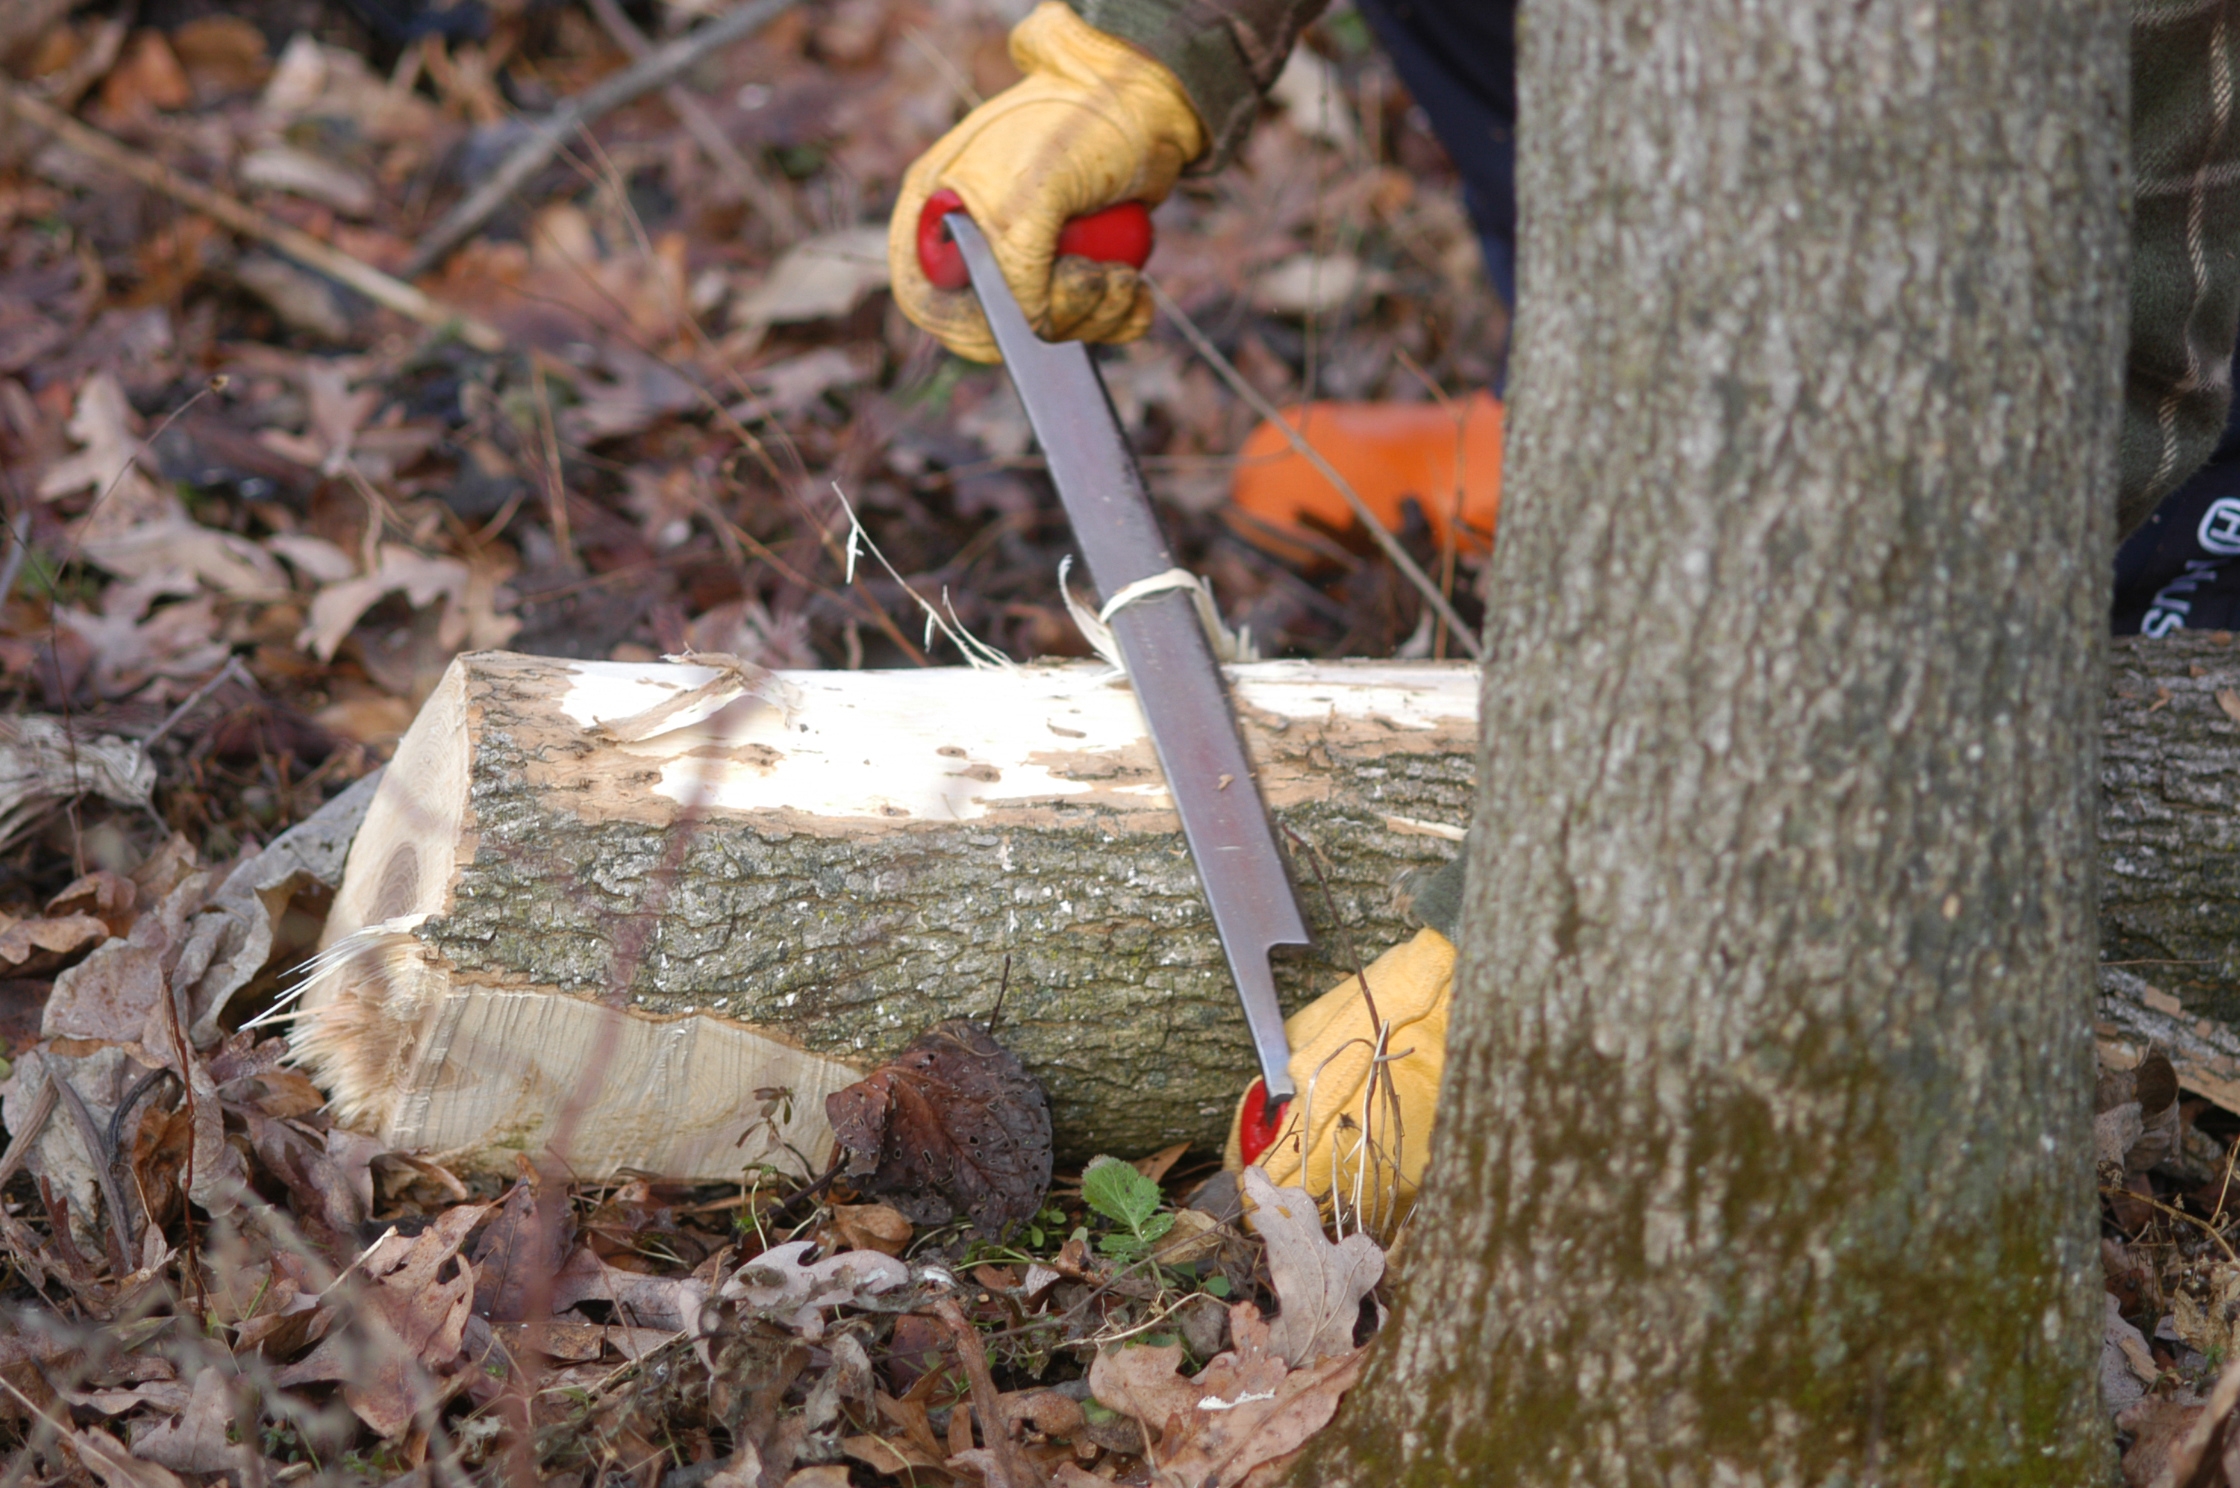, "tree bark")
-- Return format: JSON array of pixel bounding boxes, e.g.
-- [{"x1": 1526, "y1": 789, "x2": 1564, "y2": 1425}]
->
[
  {"x1": 1308, "y1": 2, "x2": 2125, "y2": 1481},
  {"x1": 2104, "y1": 632, "x2": 2240, "y2": 1022},
  {"x1": 293, "y1": 651, "x2": 1476, "y2": 1177}
]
